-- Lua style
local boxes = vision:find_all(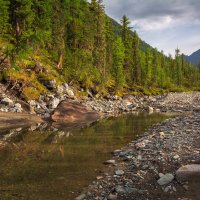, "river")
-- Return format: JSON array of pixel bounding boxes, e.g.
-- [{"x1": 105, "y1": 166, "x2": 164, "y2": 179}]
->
[{"x1": 0, "y1": 113, "x2": 170, "y2": 200}]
